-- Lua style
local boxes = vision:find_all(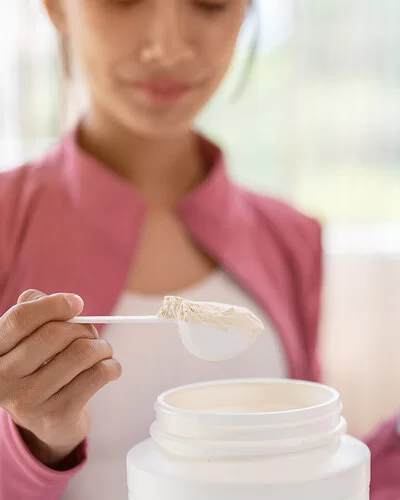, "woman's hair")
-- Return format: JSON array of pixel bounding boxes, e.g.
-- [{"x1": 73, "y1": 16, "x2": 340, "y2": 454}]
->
[
  {"x1": 234, "y1": 1, "x2": 260, "y2": 98},
  {"x1": 60, "y1": 34, "x2": 70, "y2": 79}
]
